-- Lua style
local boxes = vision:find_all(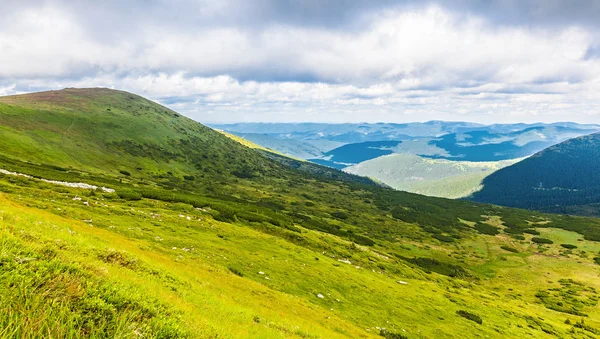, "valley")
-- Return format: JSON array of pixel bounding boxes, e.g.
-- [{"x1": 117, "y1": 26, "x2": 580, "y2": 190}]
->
[
  {"x1": 213, "y1": 122, "x2": 599, "y2": 199},
  {"x1": 345, "y1": 154, "x2": 521, "y2": 199}
]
